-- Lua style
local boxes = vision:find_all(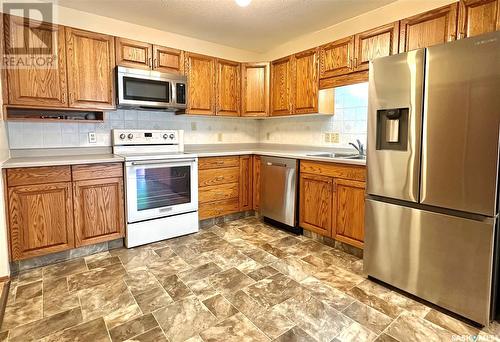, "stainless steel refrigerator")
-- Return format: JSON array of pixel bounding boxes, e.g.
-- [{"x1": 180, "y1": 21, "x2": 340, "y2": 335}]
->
[{"x1": 364, "y1": 30, "x2": 500, "y2": 326}]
